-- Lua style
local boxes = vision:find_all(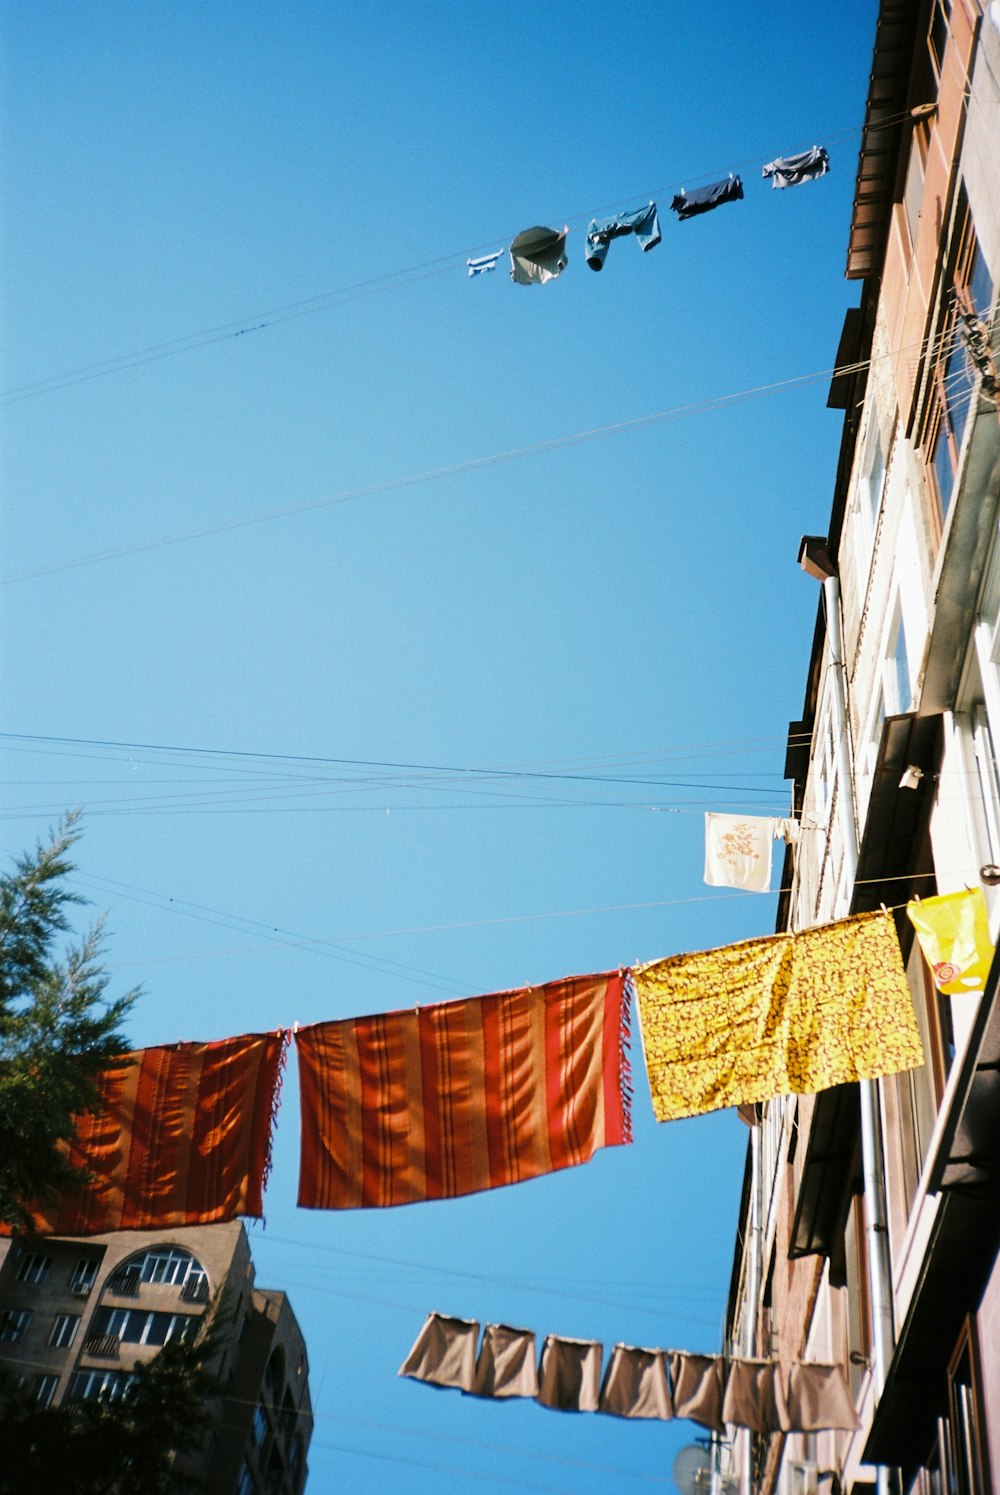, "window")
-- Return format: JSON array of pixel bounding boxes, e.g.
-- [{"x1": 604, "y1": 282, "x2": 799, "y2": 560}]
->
[
  {"x1": 850, "y1": 423, "x2": 887, "y2": 593},
  {"x1": 49, "y1": 1314, "x2": 80, "y2": 1349},
  {"x1": 33, "y1": 1374, "x2": 58, "y2": 1409},
  {"x1": 252, "y1": 1400, "x2": 269, "y2": 1448},
  {"x1": 929, "y1": 0, "x2": 951, "y2": 78},
  {"x1": 16, "y1": 1253, "x2": 52, "y2": 1285},
  {"x1": 924, "y1": 216, "x2": 995, "y2": 522},
  {"x1": 843, "y1": 1193, "x2": 872, "y2": 1401},
  {"x1": 0, "y1": 1308, "x2": 32, "y2": 1343},
  {"x1": 112, "y1": 1245, "x2": 207, "y2": 1292},
  {"x1": 888, "y1": 605, "x2": 912, "y2": 714},
  {"x1": 90, "y1": 1305, "x2": 198, "y2": 1347},
  {"x1": 70, "y1": 1259, "x2": 99, "y2": 1296},
  {"x1": 67, "y1": 1369, "x2": 136, "y2": 1403}
]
